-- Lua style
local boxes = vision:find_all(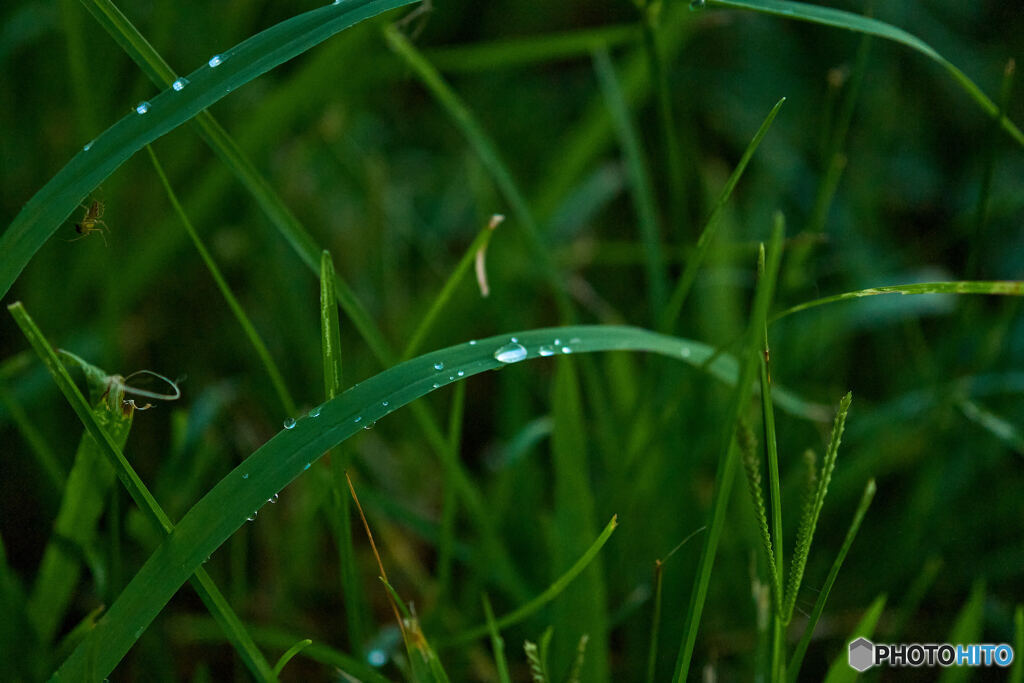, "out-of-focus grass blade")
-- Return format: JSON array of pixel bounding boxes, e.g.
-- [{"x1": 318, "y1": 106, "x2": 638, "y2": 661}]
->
[
  {"x1": 937, "y1": 581, "x2": 986, "y2": 683},
  {"x1": 773, "y1": 281, "x2": 1024, "y2": 322},
  {"x1": 787, "y1": 479, "x2": 876, "y2": 682},
  {"x1": 442, "y1": 515, "x2": 617, "y2": 646},
  {"x1": 550, "y1": 358, "x2": 609, "y2": 682},
  {"x1": 0, "y1": 532, "x2": 40, "y2": 681},
  {"x1": 482, "y1": 595, "x2": 512, "y2": 683},
  {"x1": 320, "y1": 250, "x2": 367, "y2": 655},
  {"x1": 0, "y1": 379, "x2": 65, "y2": 495},
  {"x1": 27, "y1": 357, "x2": 131, "y2": 645},
  {"x1": 384, "y1": 25, "x2": 571, "y2": 318},
  {"x1": 380, "y1": 579, "x2": 451, "y2": 683},
  {"x1": 0, "y1": 0, "x2": 417, "y2": 300},
  {"x1": 593, "y1": 47, "x2": 668, "y2": 320},
  {"x1": 958, "y1": 399, "x2": 1024, "y2": 457},
  {"x1": 51, "y1": 323, "x2": 815, "y2": 678},
  {"x1": 148, "y1": 147, "x2": 296, "y2": 416},
  {"x1": 672, "y1": 216, "x2": 785, "y2": 682},
  {"x1": 706, "y1": 0, "x2": 1024, "y2": 146},
  {"x1": 821, "y1": 594, "x2": 887, "y2": 683},
  {"x1": 166, "y1": 615, "x2": 393, "y2": 683},
  {"x1": 7, "y1": 303, "x2": 276, "y2": 682},
  {"x1": 659, "y1": 97, "x2": 785, "y2": 333},
  {"x1": 272, "y1": 639, "x2": 313, "y2": 676},
  {"x1": 424, "y1": 24, "x2": 639, "y2": 73}
]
